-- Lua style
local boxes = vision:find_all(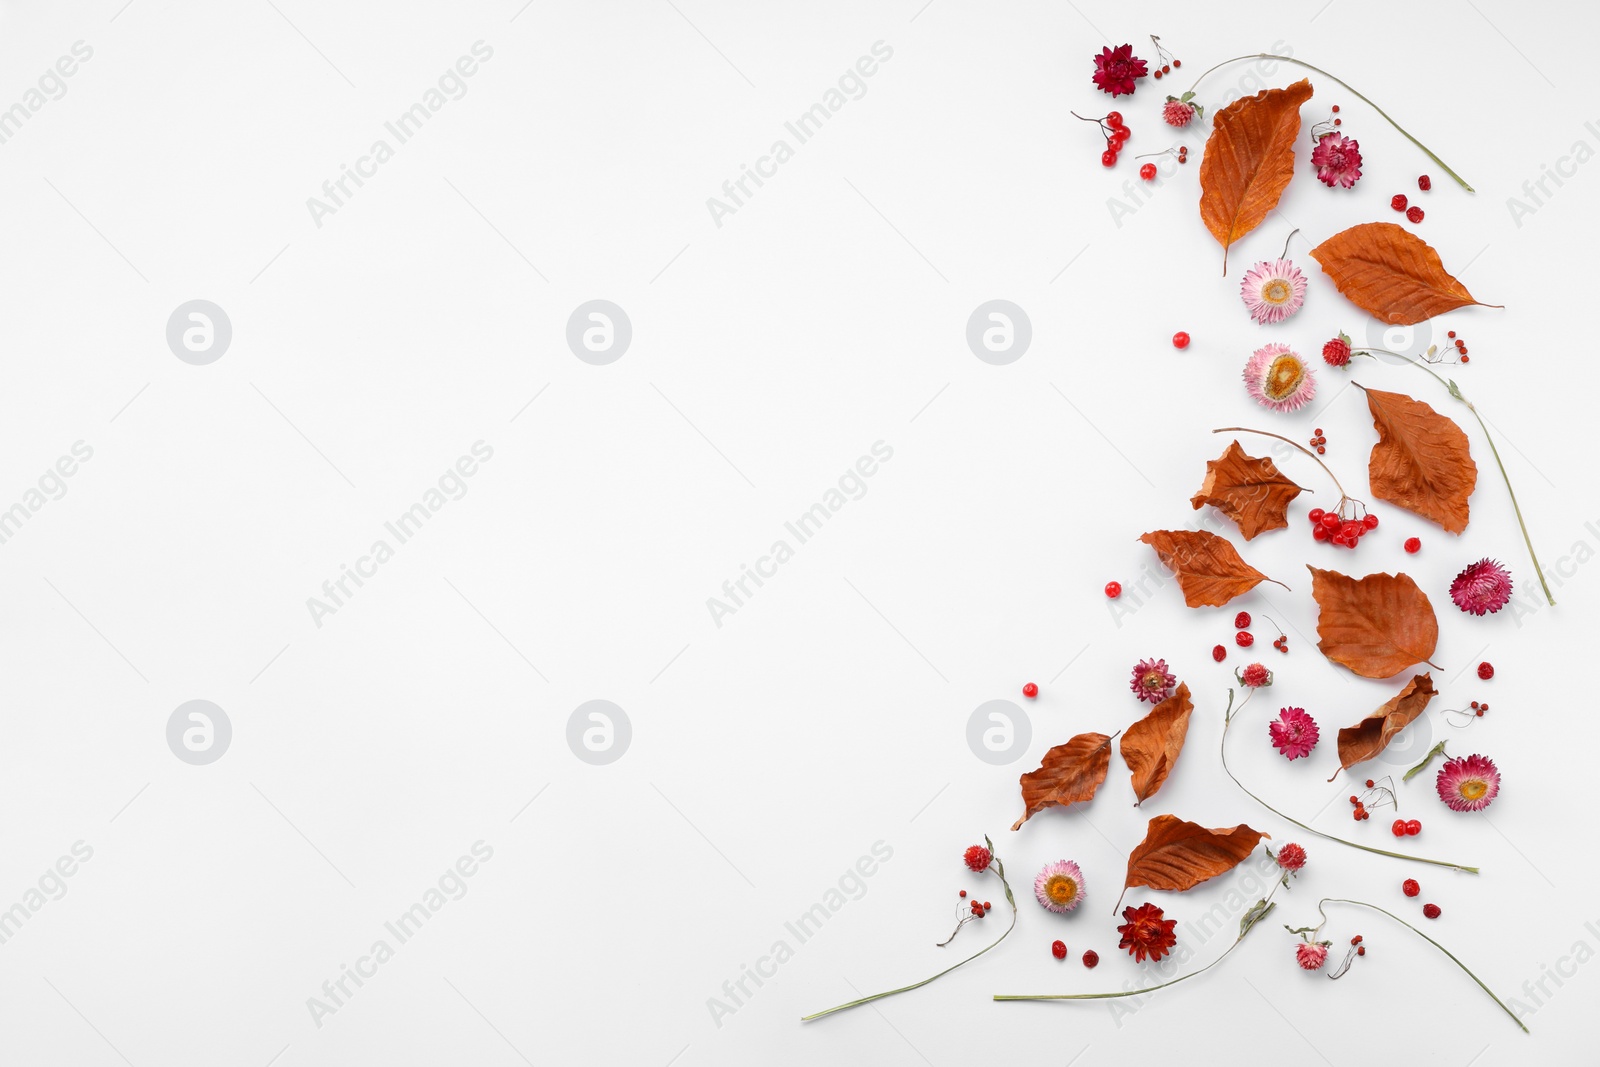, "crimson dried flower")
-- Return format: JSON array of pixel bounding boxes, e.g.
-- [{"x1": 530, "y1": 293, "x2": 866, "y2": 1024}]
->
[
  {"x1": 964, "y1": 844, "x2": 992, "y2": 872},
  {"x1": 1117, "y1": 902, "x2": 1178, "y2": 962},
  {"x1": 1322, "y1": 332, "x2": 1352, "y2": 367},
  {"x1": 1311, "y1": 132, "x2": 1363, "y2": 188},
  {"x1": 1269, "y1": 707, "x2": 1320, "y2": 760},
  {"x1": 1450, "y1": 558, "x2": 1513, "y2": 616},
  {"x1": 1092, "y1": 44, "x2": 1147, "y2": 97},
  {"x1": 1129, "y1": 657, "x2": 1177, "y2": 704}
]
